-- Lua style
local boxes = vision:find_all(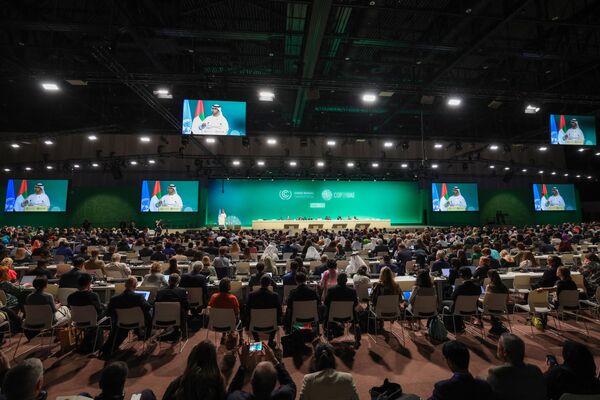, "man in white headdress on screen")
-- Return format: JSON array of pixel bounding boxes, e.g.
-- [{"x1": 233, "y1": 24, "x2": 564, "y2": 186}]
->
[
  {"x1": 156, "y1": 184, "x2": 183, "y2": 211},
  {"x1": 558, "y1": 118, "x2": 585, "y2": 145},
  {"x1": 200, "y1": 104, "x2": 229, "y2": 135},
  {"x1": 218, "y1": 208, "x2": 227, "y2": 226},
  {"x1": 543, "y1": 187, "x2": 566, "y2": 210},
  {"x1": 443, "y1": 186, "x2": 467, "y2": 211},
  {"x1": 21, "y1": 183, "x2": 51, "y2": 210}
]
